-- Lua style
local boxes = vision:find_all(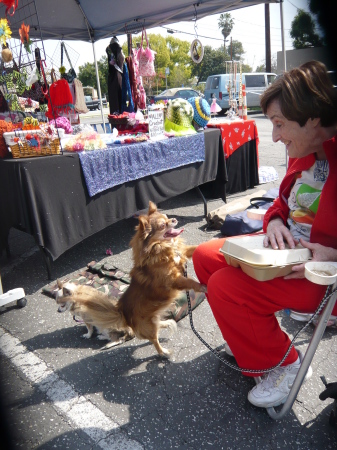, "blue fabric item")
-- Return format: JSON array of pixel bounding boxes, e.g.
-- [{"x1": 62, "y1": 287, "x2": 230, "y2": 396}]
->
[
  {"x1": 188, "y1": 97, "x2": 211, "y2": 128},
  {"x1": 121, "y1": 62, "x2": 135, "y2": 113},
  {"x1": 78, "y1": 132, "x2": 205, "y2": 197}
]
